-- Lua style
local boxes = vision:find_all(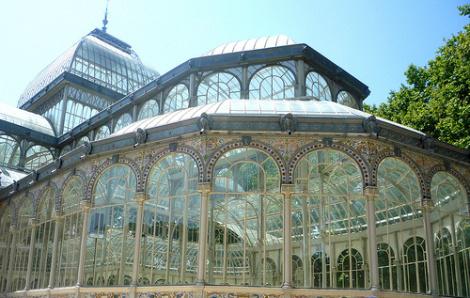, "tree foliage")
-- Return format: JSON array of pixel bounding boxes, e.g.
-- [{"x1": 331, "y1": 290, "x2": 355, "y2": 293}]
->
[{"x1": 365, "y1": 6, "x2": 470, "y2": 150}]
